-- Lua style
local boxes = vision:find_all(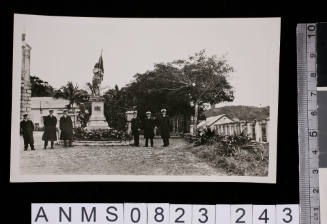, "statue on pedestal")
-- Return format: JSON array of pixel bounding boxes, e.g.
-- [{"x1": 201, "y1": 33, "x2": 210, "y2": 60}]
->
[
  {"x1": 86, "y1": 52, "x2": 109, "y2": 130},
  {"x1": 91, "y1": 56, "x2": 104, "y2": 97}
]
